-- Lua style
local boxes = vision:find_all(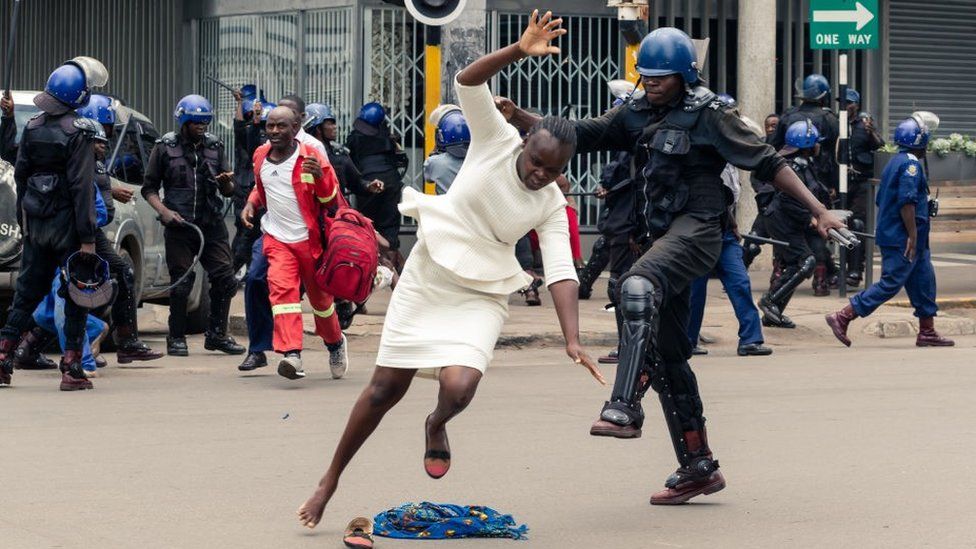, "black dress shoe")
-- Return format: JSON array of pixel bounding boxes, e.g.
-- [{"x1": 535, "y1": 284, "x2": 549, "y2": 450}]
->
[
  {"x1": 204, "y1": 332, "x2": 246, "y2": 355},
  {"x1": 691, "y1": 346, "x2": 708, "y2": 356},
  {"x1": 167, "y1": 337, "x2": 189, "y2": 357},
  {"x1": 737, "y1": 343, "x2": 773, "y2": 356},
  {"x1": 238, "y1": 351, "x2": 268, "y2": 372}
]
